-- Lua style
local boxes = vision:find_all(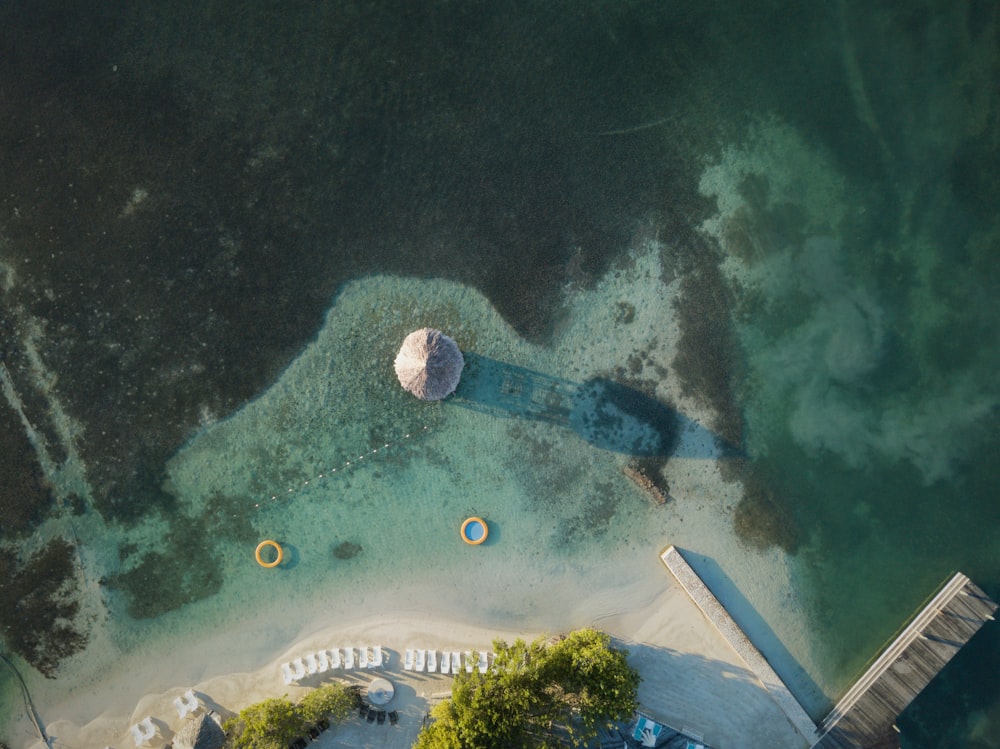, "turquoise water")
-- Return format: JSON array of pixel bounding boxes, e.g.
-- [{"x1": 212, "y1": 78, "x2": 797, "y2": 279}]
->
[{"x1": 1, "y1": 2, "x2": 999, "y2": 748}]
